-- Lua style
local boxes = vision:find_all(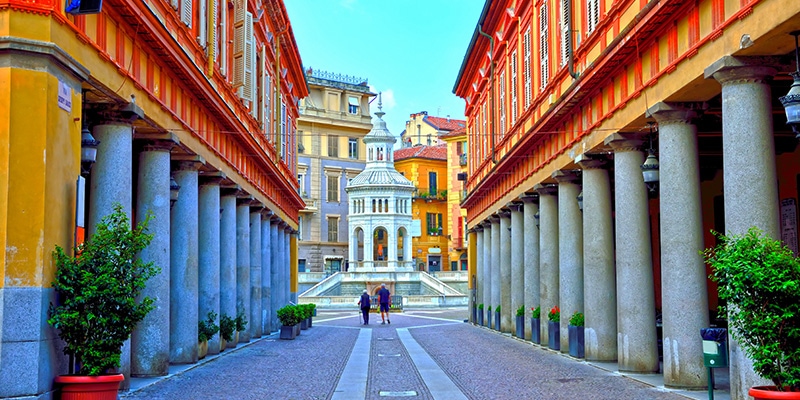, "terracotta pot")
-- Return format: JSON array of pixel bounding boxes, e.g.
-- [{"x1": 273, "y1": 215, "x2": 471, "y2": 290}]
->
[
  {"x1": 55, "y1": 374, "x2": 124, "y2": 400},
  {"x1": 198, "y1": 340, "x2": 208, "y2": 359},
  {"x1": 749, "y1": 387, "x2": 800, "y2": 399},
  {"x1": 220, "y1": 338, "x2": 227, "y2": 352}
]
